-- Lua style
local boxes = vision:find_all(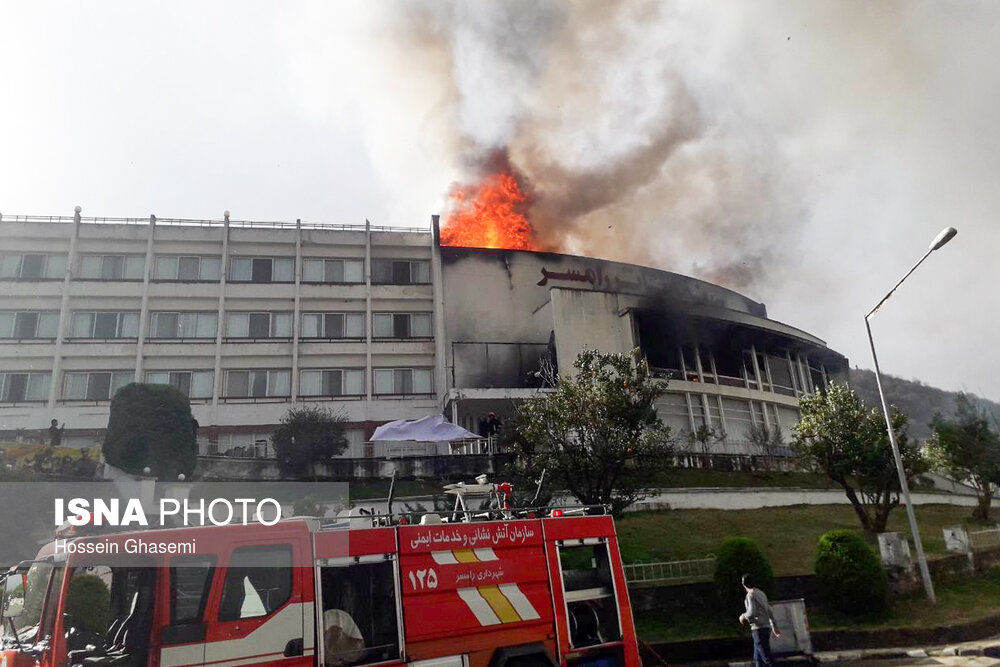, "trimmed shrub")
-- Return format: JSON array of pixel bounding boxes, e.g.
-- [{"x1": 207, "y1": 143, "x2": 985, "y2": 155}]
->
[
  {"x1": 65, "y1": 574, "x2": 110, "y2": 635},
  {"x1": 814, "y1": 529, "x2": 888, "y2": 619},
  {"x1": 714, "y1": 537, "x2": 774, "y2": 612},
  {"x1": 103, "y1": 383, "x2": 197, "y2": 480},
  {"x1": 272, "y1": 406, "x2": 349, "y2": 479}
]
